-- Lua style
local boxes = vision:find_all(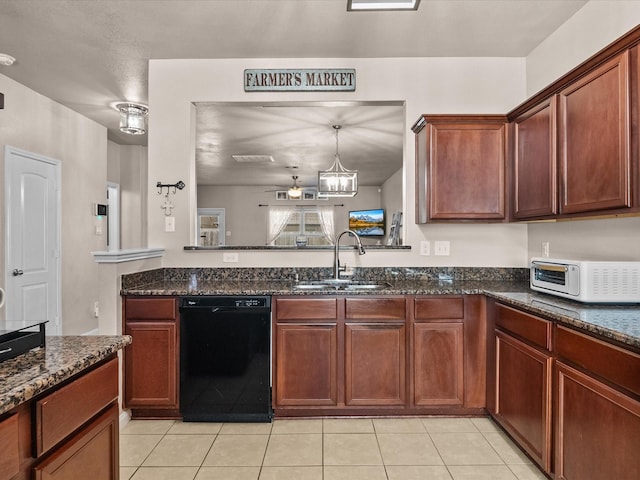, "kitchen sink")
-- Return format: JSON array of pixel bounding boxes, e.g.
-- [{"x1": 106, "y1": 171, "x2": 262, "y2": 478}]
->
[{"x1": 293, "y1": 280, "x2": 391, "y2": 291}]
